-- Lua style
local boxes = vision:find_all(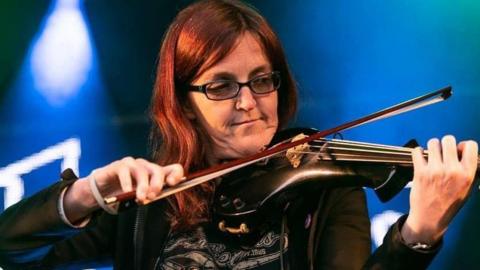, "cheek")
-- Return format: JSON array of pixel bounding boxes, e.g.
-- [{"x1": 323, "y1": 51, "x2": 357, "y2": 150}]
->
[
  {"x1": 264, "y1": 92, "x2": 279, "y2": 124},
  {"x1": 205, "y1": 107, "x2": 233, "y2": 130},
  {"x1": 188, "y1": 94, "x2": 234, "y2": 132}
]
